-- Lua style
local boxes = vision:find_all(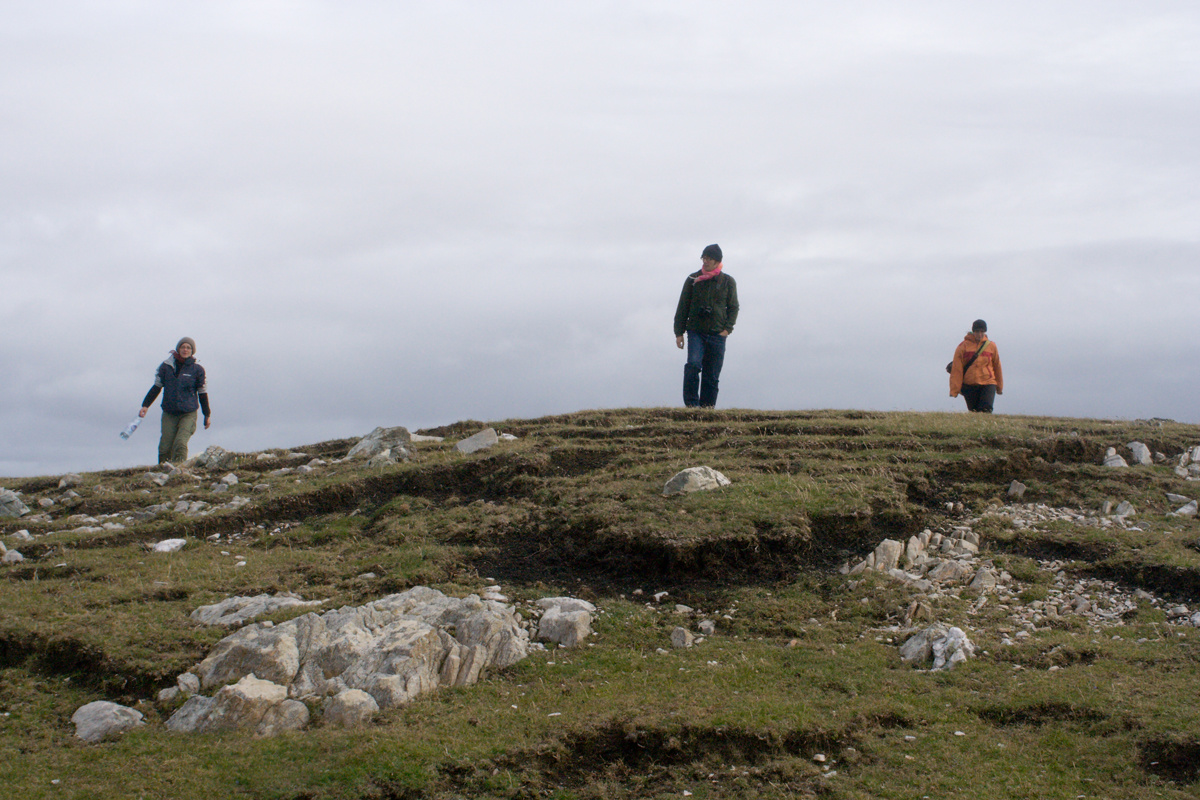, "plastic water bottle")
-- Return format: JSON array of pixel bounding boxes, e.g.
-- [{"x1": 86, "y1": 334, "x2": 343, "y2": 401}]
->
[{"x1": 119, "y1": 417, "x2": 142, "y2": 440}]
